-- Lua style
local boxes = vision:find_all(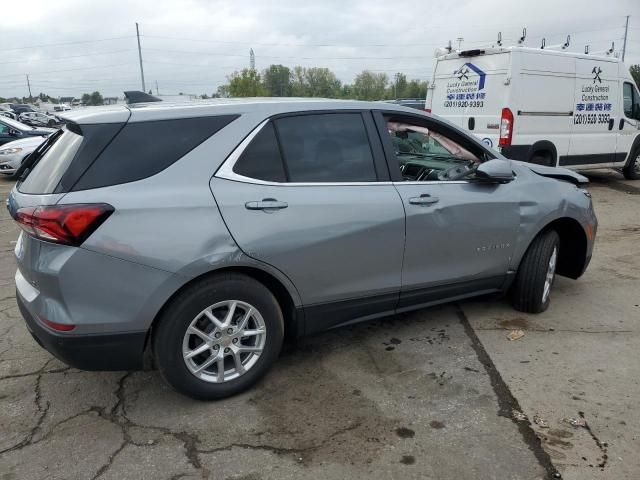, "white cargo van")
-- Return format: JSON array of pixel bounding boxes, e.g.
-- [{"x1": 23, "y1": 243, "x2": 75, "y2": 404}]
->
[{"x1": 426, "y1": 46, "x2": 640, "y2": 179}]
